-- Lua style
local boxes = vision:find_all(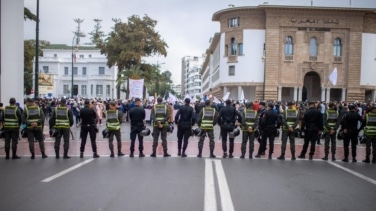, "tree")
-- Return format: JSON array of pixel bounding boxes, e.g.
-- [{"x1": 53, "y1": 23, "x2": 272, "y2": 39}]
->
[
  {"x1": 90, "y1": 15, "x2": 168, "y2": 99},
  {"x1": 24, "y1": 7, "x2": 37, "y2": 21}
]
